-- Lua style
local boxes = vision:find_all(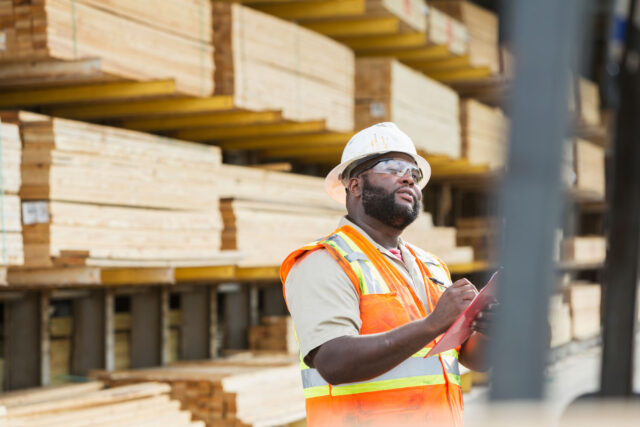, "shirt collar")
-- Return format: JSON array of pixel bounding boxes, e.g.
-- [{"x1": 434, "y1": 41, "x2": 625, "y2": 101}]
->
[{"x1": 338, "y1": 216, "x2": 407, "y2": 258}]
